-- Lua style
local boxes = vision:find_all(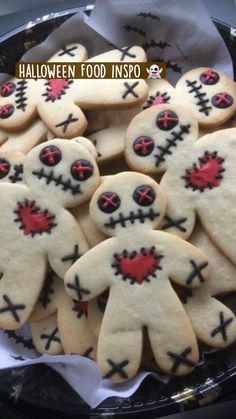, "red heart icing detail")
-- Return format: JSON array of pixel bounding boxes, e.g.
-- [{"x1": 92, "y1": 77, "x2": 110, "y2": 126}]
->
[
  {"x1": 182, "y1": 151, "x2": 225, "y2": 191},
  {"x1": 44, "y1": 79, "x2": 71, "y2": 102},
  {"x1": 112, "y1": 248, "x2": 162, "y2": 284},
  {"x1": 14, "y1": 200, "x2": 56, "y2": 237}
]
